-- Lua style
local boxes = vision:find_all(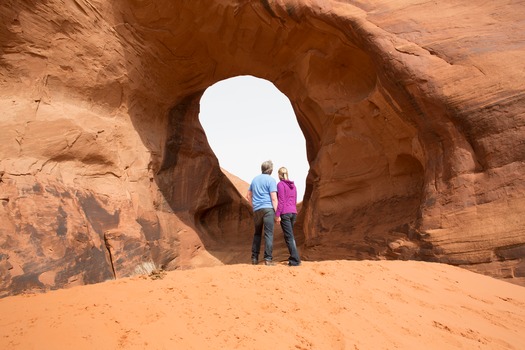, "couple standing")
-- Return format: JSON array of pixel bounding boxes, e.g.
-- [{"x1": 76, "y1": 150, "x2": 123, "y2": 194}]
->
[{"x1": 246, "y1": 160, "x2": 301, "y2": 266}]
